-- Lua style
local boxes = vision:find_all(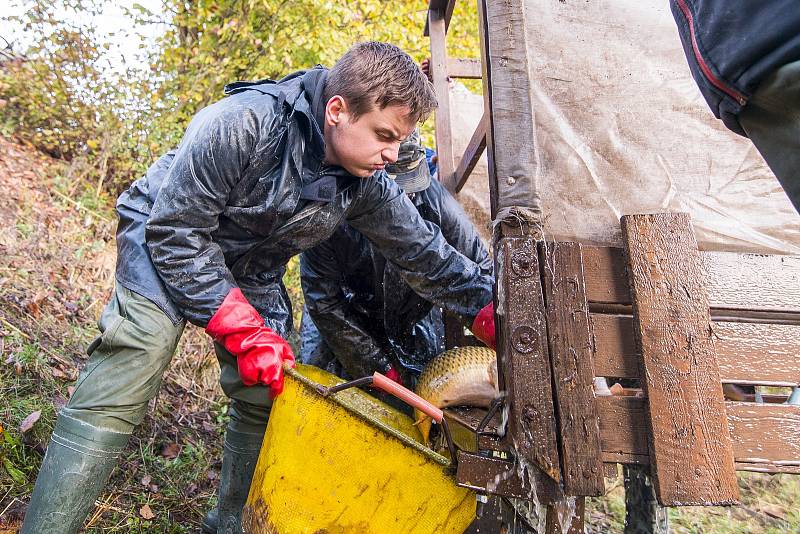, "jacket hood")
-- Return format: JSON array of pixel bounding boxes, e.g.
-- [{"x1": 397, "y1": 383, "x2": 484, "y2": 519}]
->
[{"x1": 223, "y1": 67, "x2": 329, "y2": 157}]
